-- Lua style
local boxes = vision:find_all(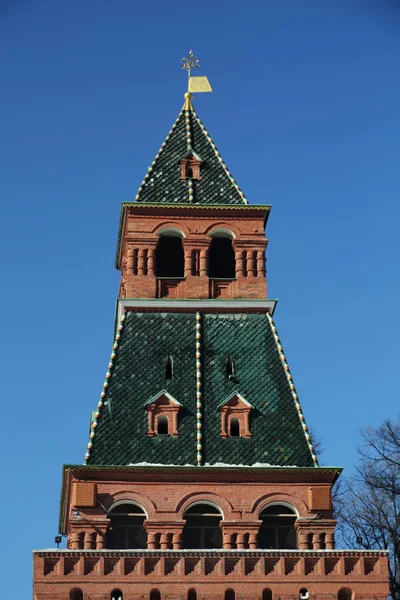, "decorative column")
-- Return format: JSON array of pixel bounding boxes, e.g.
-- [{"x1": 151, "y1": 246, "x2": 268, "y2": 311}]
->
[
  {"x1": 325, "y1": 532, "x2": 335, "y2": 549},
  {"x1": 223, "y1": 532, "x2": 234, "y2": 549},
  {"x1": 248, "y1": 532, "x2": 258, "y2": 549},
  {"x1": 220, "y1": 407, "x2": 228, "y2": 438},
  {"x1": 256, "y1": 250, "x2": 265, "y2": 277},
  {"x1": 184, "y1": 247, "x2": 192, "y2": 277},
  {"x1": 147, "y1": 532, "x2": 158, "y2": 550},
  {"x1": 138, "y1": 248, "x2": 145, "y2": 275},
  {"x1": 298, "y1": 531, "x2": 309, "y2": 550},
  {"x1": 84, "y1": 531, "x2": 94, "y2": 549},
  {"x1": 127, "y1": 246, "x2": 134, "y2": 273},
  {"x1": 69, "y1": 531, "x2": 80, "y2": 549},
  {"x1": 147, "y1": 247, "x2": 155, "y2": 276},
  {"x1": 172, "y1": 533, "x2": 182, "y2": 549},
  {"x1": 235, "y1": 249, "x2": 244, "y2": 277},
  {"x1": 246, "y1": 251, "x2": 254, "y2": 276},
  {"x1": 313, "y1": 532, "x2": 323, "y2": 549},
  {"x1": 96, "y1": 532, "x2": 105, "y2": 549},
  {"x1": 244, "y1": 411, "x2": 251, "y2": 438},
  {"x1": 147, "y1": 406, "x2": 155, "y2": 437},
  {"x1": 160, "y1": 533, "x2": 169, "y2": 550},
  {"x1": 236, "y1": 533, "x2": 246, "y2": 549},
  {"x1": 171, "y1": 409, "x2": 178, "y2": 437},
  {"x1": 200, "y1": 248, "x2": 207, "y2": 276}
]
